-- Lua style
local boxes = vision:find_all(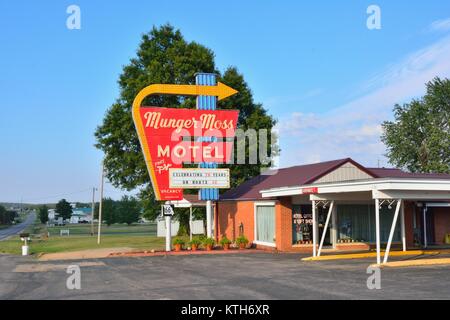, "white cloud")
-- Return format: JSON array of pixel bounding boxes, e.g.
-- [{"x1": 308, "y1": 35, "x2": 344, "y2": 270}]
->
[
  {"x1": 276, "y1": 34, "x2": 450, "y2": 168},
  {"x1": 429, "y1": 18, "x2": 450, "y2": 32}
]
